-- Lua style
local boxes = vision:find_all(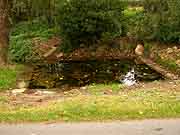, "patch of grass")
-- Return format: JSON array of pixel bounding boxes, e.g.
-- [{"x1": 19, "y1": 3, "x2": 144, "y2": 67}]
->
[
  {"x1": 0, "y1": 65, "x2": 23, "y2": 91},
  {"x1": 87, "y1": 83, "x2": 124, "y2": 95},
  {"x1": 0, "y1": 96, "x2": 8, "y2": 103},
  {"x1": 0, "y1": 89, "x2": 180, "y2": 122}
]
